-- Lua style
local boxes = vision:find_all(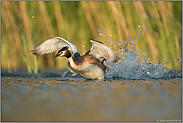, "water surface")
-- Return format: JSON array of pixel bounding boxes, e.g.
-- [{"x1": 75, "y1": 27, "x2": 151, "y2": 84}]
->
[{"x1": 1, "y1": 70, "x2": 182, "y2": 122}]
